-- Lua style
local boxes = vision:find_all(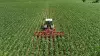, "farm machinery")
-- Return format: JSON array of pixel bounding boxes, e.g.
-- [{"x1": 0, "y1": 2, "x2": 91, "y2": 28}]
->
[{"x1": 34, "y1": 18, "x2": 64, "y2": 38}]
